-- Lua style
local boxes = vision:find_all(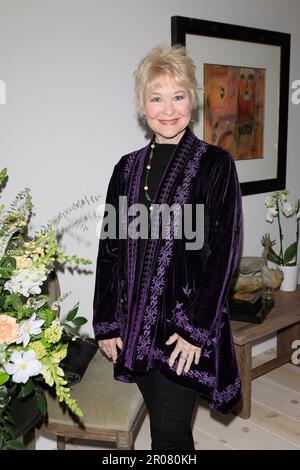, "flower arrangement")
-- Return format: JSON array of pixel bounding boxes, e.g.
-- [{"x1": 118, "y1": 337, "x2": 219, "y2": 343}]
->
[
  {"x1": 263, "y1": 189, "x2": 300, "y2": 266},
  {"x1": 0, "y1": 167, "x2": 91, "y2": 449}
]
